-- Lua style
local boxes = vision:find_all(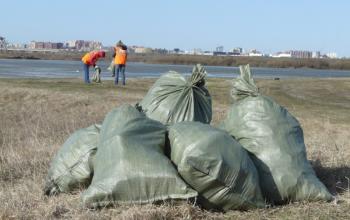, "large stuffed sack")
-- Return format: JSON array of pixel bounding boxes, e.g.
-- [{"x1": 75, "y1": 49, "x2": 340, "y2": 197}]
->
[
  {"x1": 81, "y1": 105, "x2": 197, "y2": 207},
  {"x1": 44, "y1": 124, "x2": 100, "y2": 196},
  {"x1": 137, "y1": 64, "x2": 212, "y2": 125},
  {"x1": 168, "y1": 121, "x2": 265, "y2": 211},
  {"x1": 220, "y1": 65, "x2": 333, "y2": 204}
]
